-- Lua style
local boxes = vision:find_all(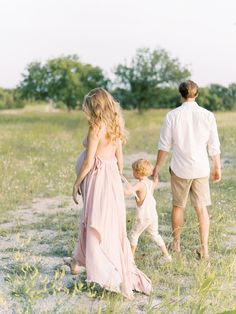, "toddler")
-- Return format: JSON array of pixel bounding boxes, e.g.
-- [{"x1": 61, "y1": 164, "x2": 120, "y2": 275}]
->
[{"x1": 124, "y1": 159, "x2": 171, "y2": 261}]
